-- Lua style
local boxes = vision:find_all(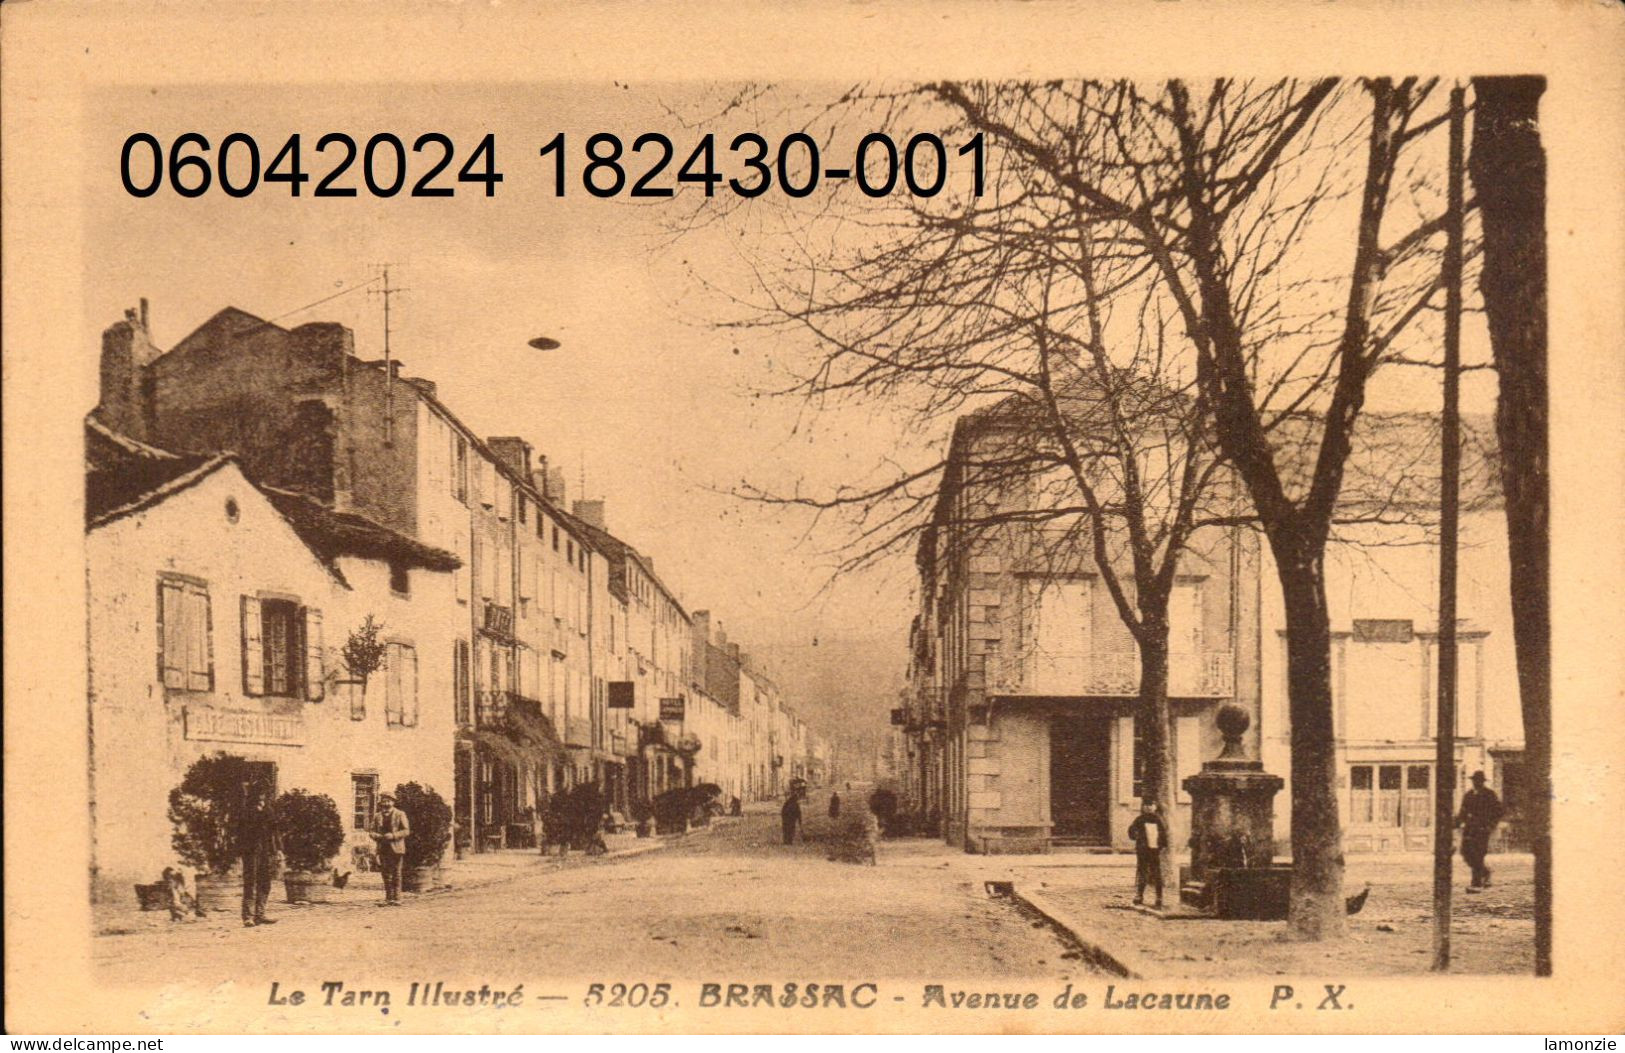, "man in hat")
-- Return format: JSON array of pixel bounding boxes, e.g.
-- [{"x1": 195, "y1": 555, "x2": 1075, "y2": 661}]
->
[
  {"x1": 239, "y1": 781, "x2": 280, "y2": 927},
  {"x1": 1455, "y1": 770, "x2": 1505, "y2": 892},
  {"x1": 368, "y1": 793, "x2": 411, "y2": 905}
]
